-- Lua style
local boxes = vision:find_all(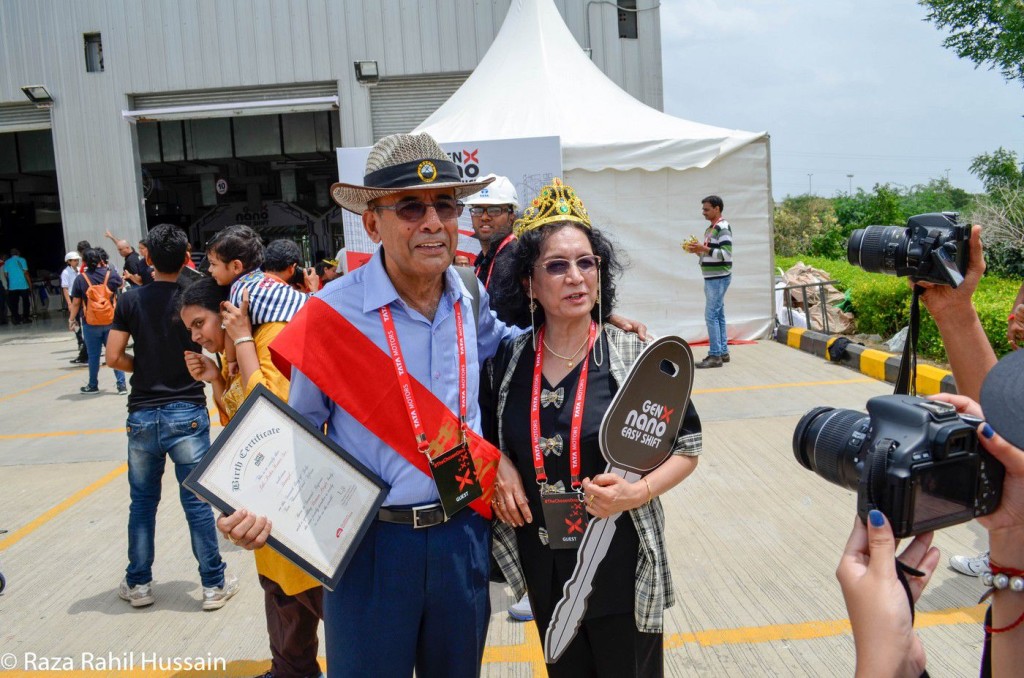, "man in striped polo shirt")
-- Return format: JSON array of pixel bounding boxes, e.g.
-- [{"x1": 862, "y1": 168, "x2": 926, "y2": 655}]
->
[{"x1": 685, "y1": 195, "x2": 733, "y2": 368}]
